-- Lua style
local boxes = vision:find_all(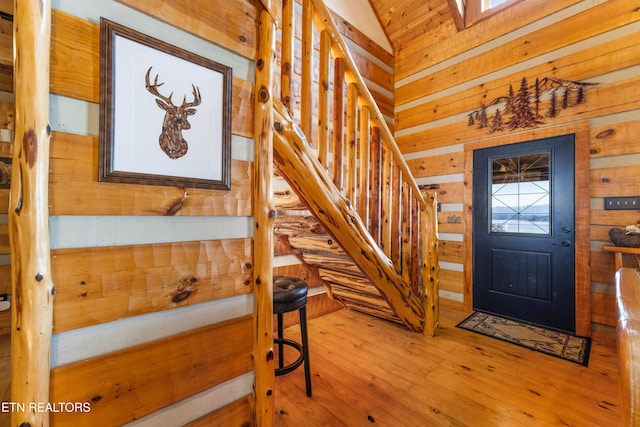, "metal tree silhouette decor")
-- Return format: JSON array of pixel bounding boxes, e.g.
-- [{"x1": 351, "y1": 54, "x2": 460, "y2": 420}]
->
[{"x1": 468, "y1": 77, "x2": 596, "y2": 133}]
